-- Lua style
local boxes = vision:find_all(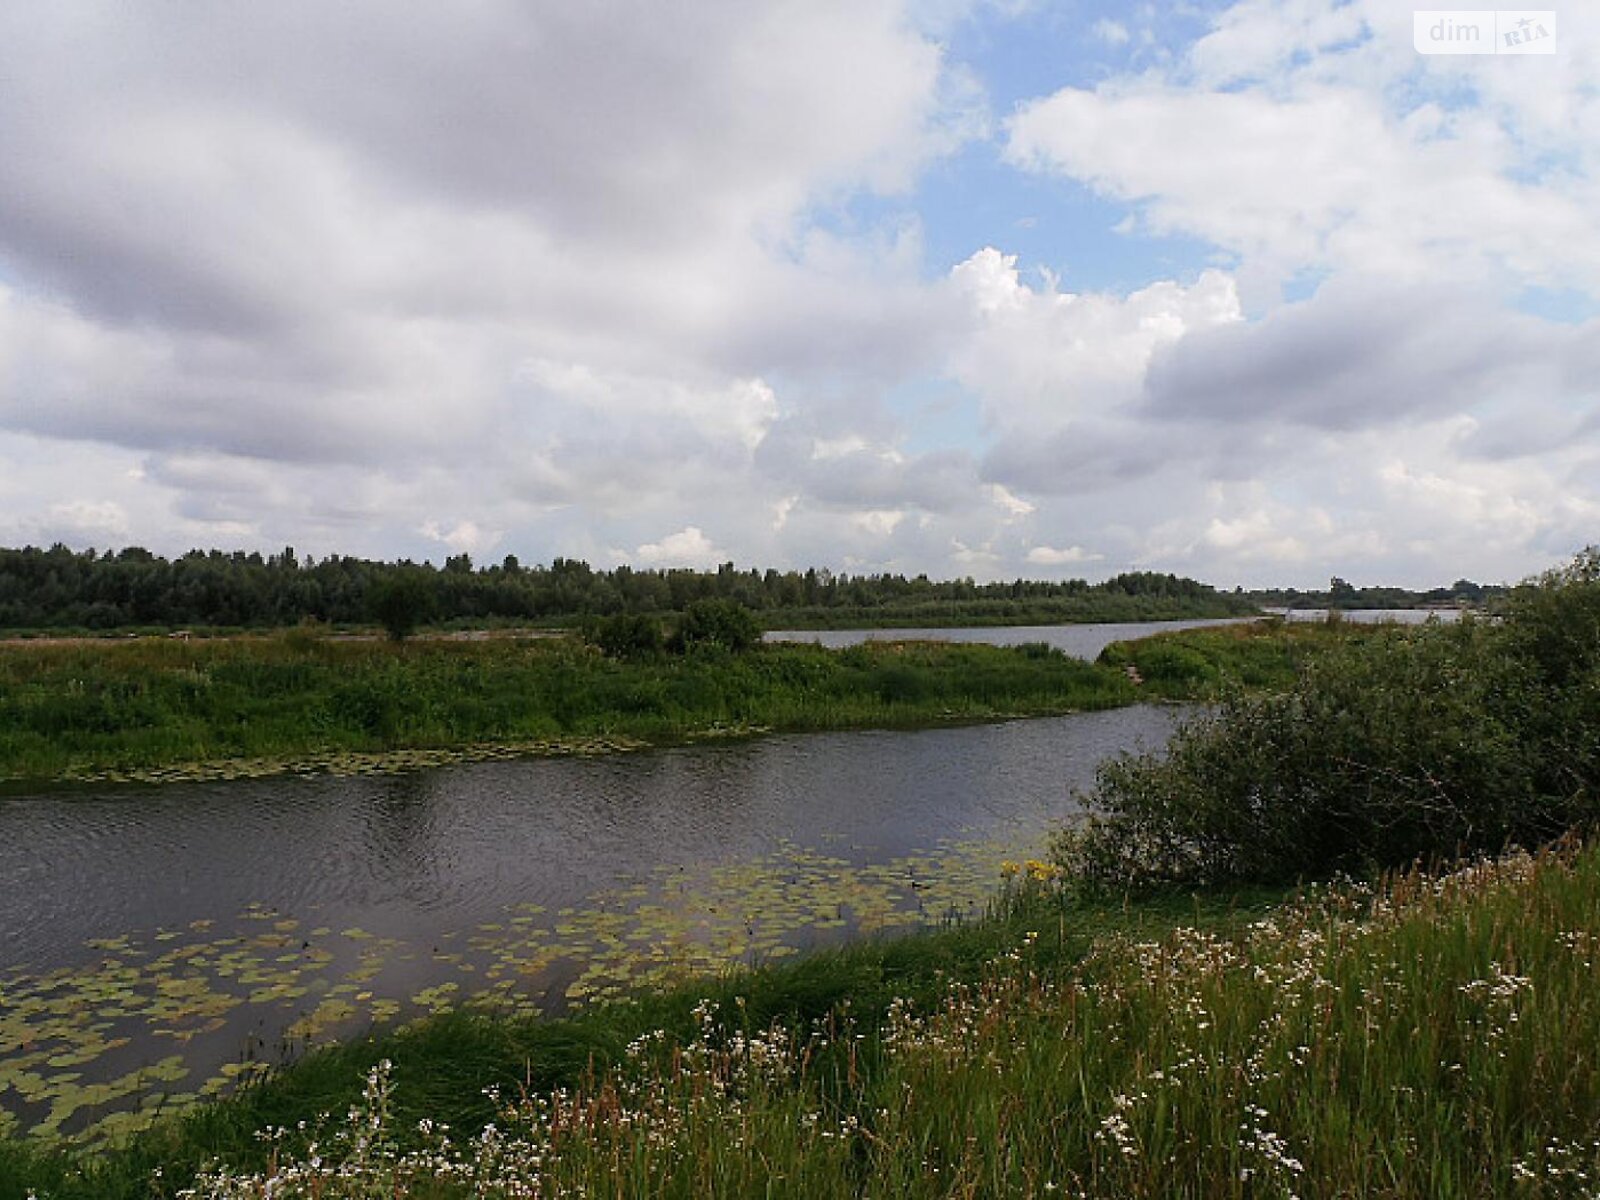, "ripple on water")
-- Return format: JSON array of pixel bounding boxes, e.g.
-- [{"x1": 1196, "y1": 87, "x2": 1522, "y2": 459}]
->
[{"x1": 0, "y1": 705, "x2": 1185, "y2": 1146}]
